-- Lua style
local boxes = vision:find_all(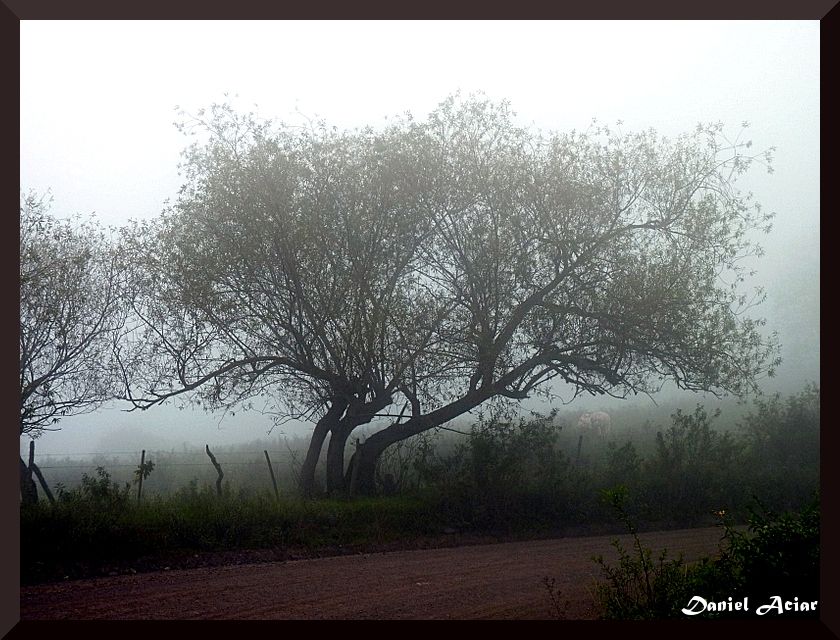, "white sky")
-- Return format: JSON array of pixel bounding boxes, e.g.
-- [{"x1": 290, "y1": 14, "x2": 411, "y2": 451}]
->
[{"x1": 20, "y1": 20, "x2": 820, "y2": 456}]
